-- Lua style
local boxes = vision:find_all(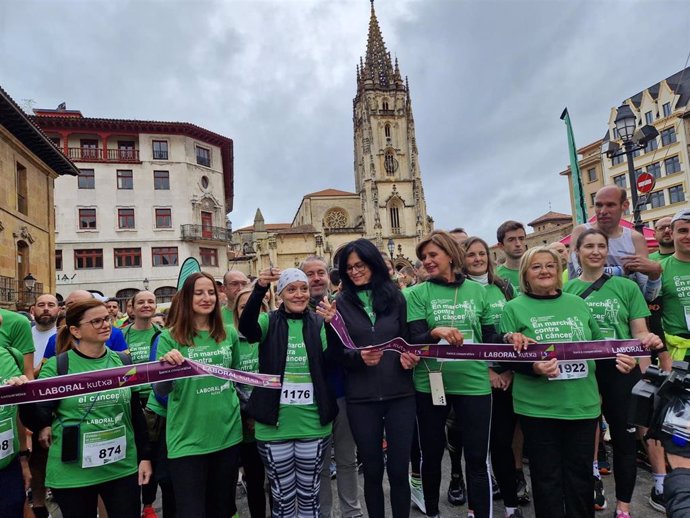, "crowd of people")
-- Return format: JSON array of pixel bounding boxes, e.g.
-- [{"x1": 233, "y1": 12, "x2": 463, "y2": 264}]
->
[{"x1": 0, "y1": 185, "x2": 689, "y2": 518}]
